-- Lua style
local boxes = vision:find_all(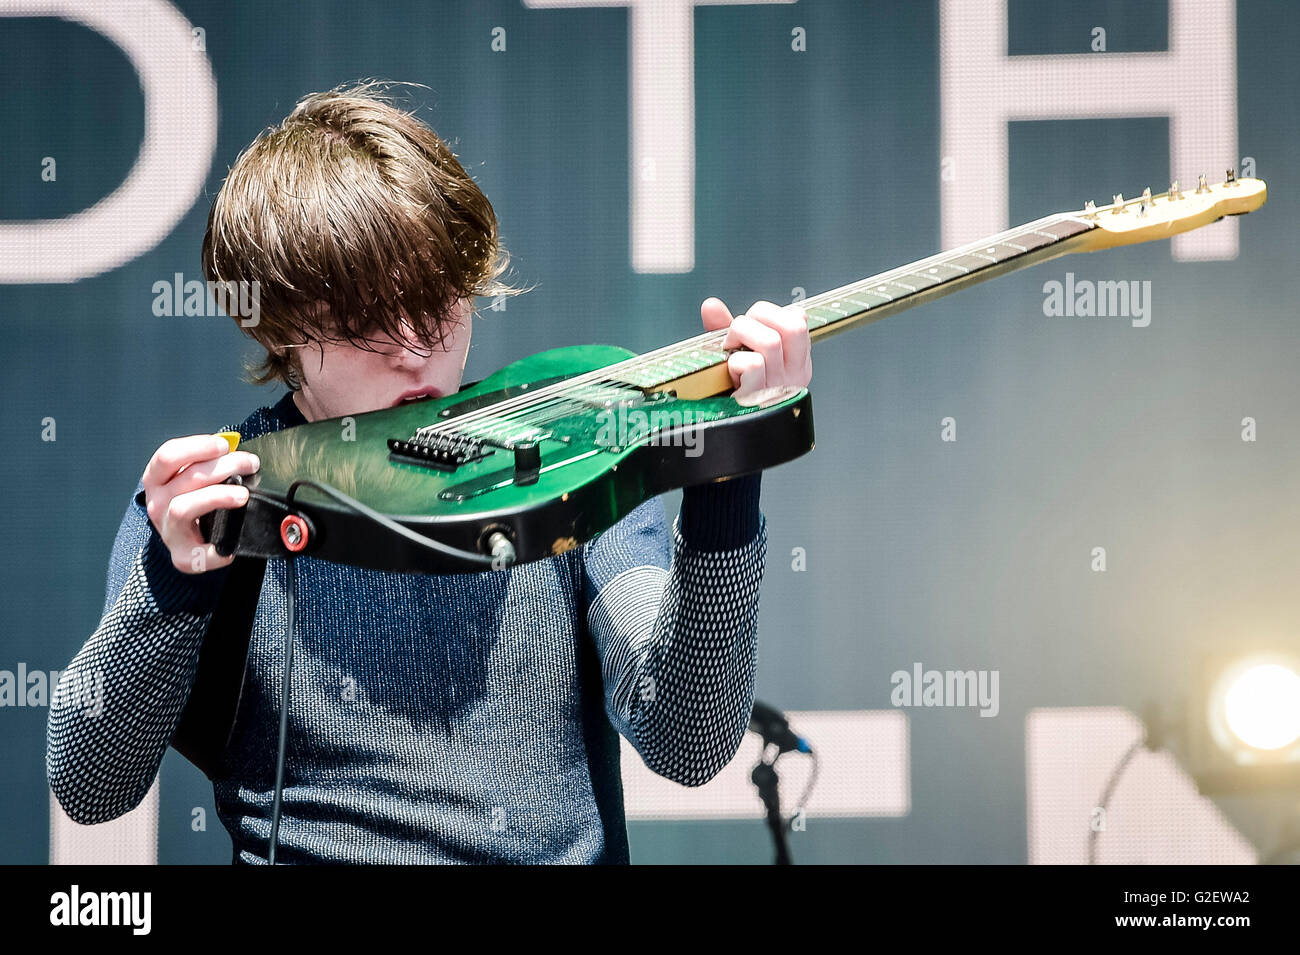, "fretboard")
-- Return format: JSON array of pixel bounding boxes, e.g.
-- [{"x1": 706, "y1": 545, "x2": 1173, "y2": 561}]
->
[{"x1": 611, "y1": 213, "x2": 1095, "y2": 398}]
